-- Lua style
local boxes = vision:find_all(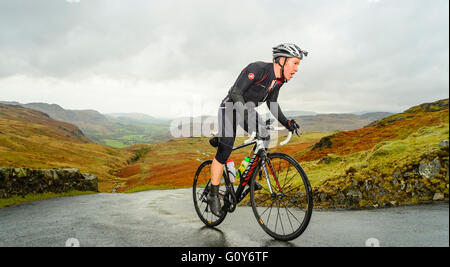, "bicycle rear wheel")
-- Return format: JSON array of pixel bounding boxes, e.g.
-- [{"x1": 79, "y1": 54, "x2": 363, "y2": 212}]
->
[
  {"x1": 193, "y1": 160, "x2": 227, "y2": 227},
  {"x1": 250, "y1": 152, "x2": 313, "y2": 241}
]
